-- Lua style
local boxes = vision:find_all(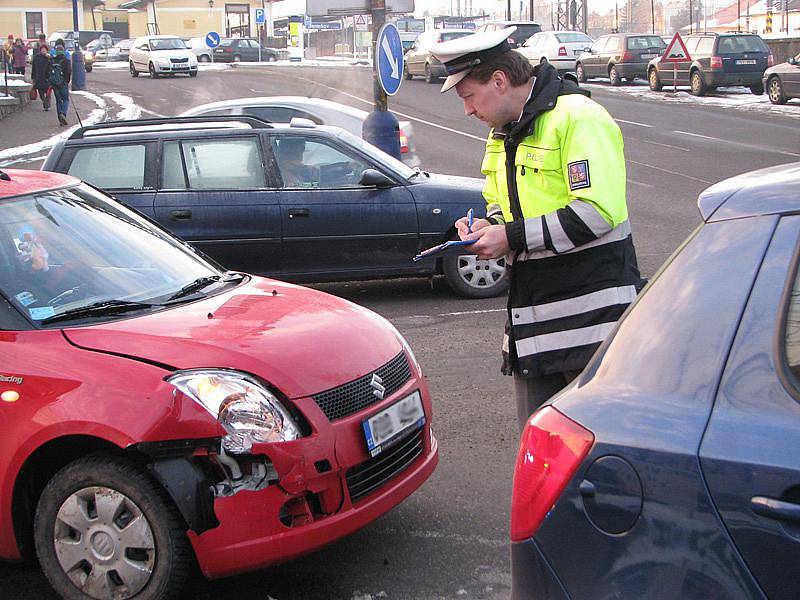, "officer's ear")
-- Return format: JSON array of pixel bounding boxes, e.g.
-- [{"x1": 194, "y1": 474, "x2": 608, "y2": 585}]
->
[{"x1": 490, "y1": 69, "x2": 509, "y2": 92}]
